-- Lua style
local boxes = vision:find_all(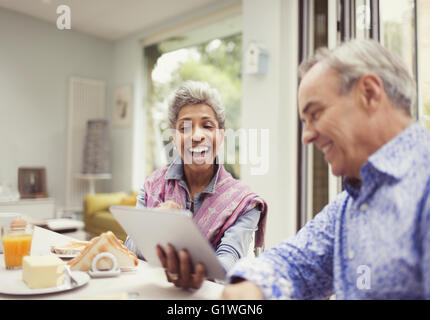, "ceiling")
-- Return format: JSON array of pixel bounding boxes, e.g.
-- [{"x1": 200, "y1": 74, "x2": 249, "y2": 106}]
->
[{"x1": 0, "y1": 0, "x2": 235, "y2": 41}]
